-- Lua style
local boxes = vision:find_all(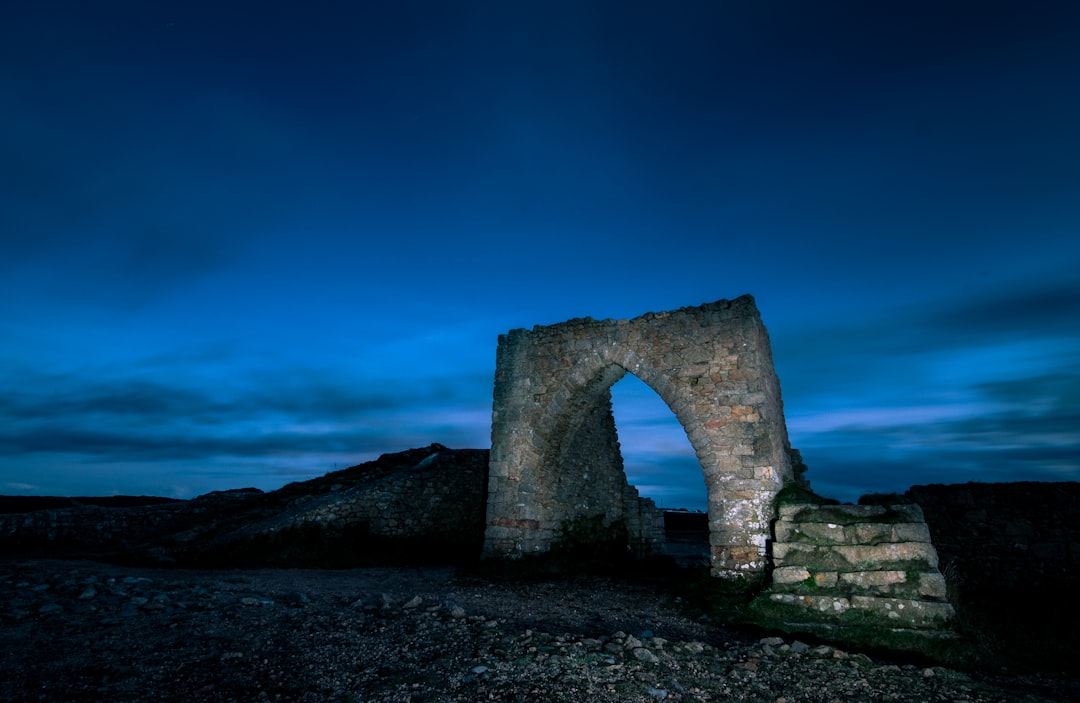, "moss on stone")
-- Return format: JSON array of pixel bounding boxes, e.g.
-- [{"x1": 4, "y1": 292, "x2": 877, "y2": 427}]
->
[{"x1": 775, "y1": 483, "x2": 838, "y2": 507}]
